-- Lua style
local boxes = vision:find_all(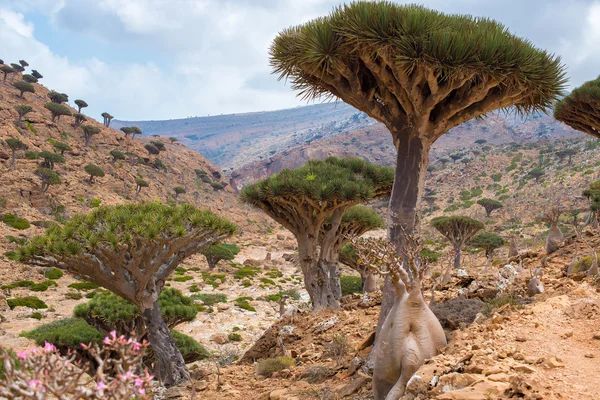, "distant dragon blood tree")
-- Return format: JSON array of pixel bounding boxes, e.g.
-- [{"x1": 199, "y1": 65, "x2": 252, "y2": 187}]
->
[
  {"x1": 16, "y1": 203, "x2": 236, "y2": 387},
  {"x1": 241, "y1": 157, "x2": 393, "y2": 310},
  {"x1": 431, "y1": 216, "x2": 484, "y2": 269},
  {"x1": 270, "y1": 1, "x2": 566, "y2": 335},
  {"x1": 477, "y1": 198, "x2": 503, "y2": 217},
  {"x1": 200, "y1": 243, "x2": 240, "y2": 269},
  {"x1": 554, "y1": 76, "x2": 600, "y2": 138},
  {"x1": 15, "y1": 105, "x2": 33, "y2": 129}
]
